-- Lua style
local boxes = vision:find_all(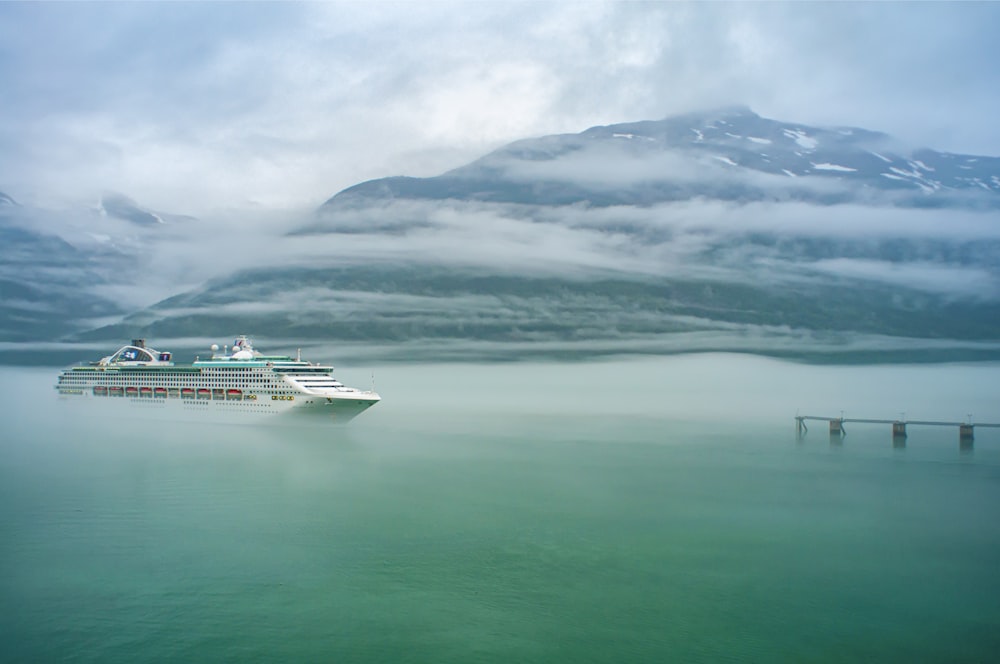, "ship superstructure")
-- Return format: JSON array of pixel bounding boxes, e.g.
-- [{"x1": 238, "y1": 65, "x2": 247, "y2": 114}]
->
[{"x1": 55, "y1": 336, "x2": 380, "y2": 423}]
